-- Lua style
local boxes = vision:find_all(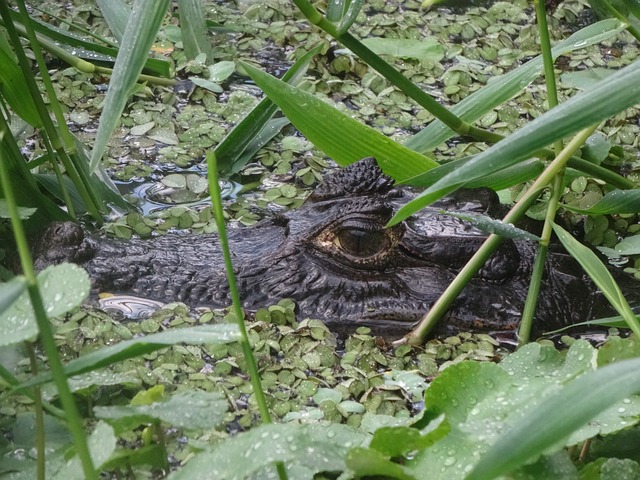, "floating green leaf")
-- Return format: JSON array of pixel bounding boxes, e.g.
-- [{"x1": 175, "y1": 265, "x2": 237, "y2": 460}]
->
[{"x1": 405, "y1": 19, "x2": 626, "y2": 153}]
